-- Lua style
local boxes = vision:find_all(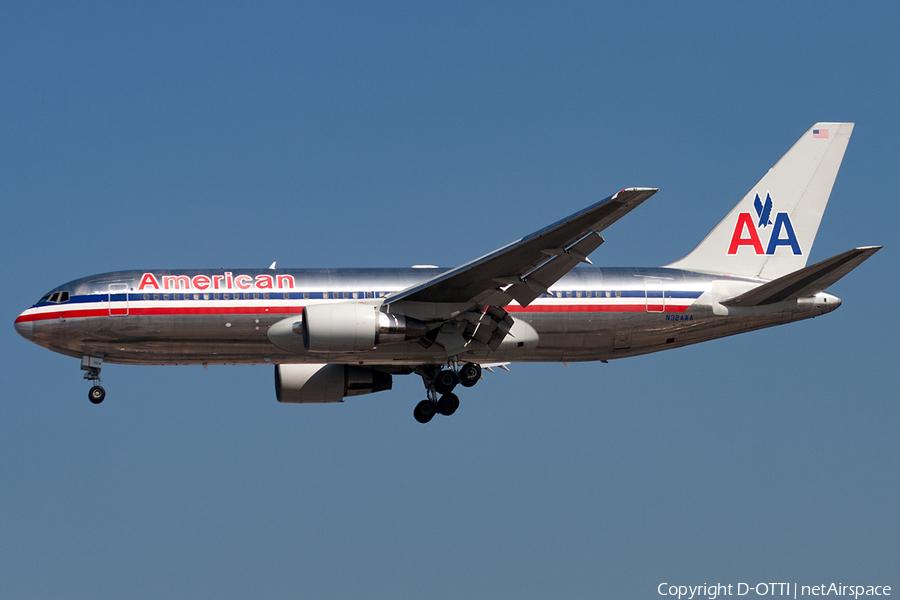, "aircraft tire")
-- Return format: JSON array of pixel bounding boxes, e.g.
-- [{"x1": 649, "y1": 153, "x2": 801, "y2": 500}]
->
[
  {"x1": 458, "y1": 362, "x2": 481, "y2": 387},
  {"x1": 89, "y1": 386, "x2": 106, "y2": 404},
  {"x1": 436, "y1": 393, "x2": 459, "y2": 416},
  {"x1": 433, "y1": 370, "x2": 459, "y2": 395},
  {"x1": 414, "y1": 400, "x2": 436, "y2": 423}
]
